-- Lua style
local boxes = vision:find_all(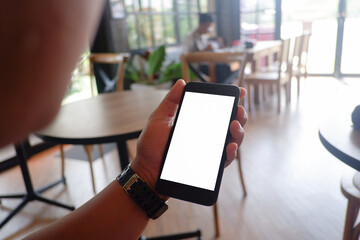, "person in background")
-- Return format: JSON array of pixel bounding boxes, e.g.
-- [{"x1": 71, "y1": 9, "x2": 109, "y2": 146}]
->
[
  {"x1": 0, "y1": 2, "x2": 247, "y2": 239},
  {"x1": 184, "y1": 13, "x2": 233, "y2": 84},
  {"x1": 185, "y1": 13, "x2": 223, "y2": 53}
]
